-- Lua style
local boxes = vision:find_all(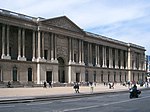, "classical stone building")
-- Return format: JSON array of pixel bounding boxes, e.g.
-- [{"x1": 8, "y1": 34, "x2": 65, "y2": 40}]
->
[{"x1": 0, "y1": 9, "x2": 146, "y2": 86}]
